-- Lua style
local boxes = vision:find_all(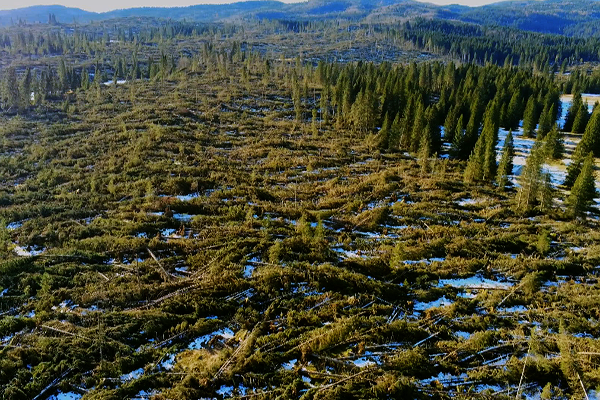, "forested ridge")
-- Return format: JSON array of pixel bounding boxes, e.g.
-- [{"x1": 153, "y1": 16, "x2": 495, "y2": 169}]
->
[
  {"x1": 7, "y1": 0, "x2": 600, "y2": 37},
  {"x1": 3, "y1": 5, "x2": 600, "y2": 400}
]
